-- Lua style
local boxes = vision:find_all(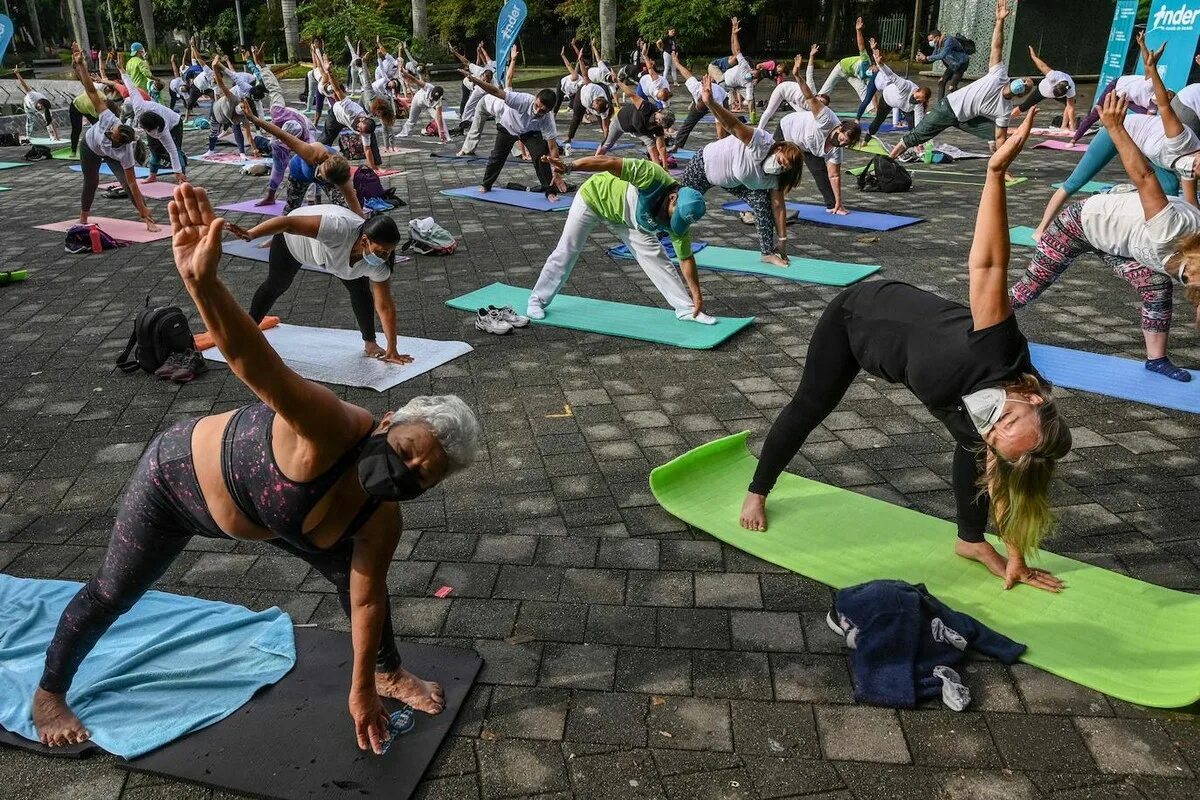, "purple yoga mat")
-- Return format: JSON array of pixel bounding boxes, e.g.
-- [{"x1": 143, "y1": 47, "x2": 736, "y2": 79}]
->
[{"x1": 217, "y1": 199, "x2": 287, "y2": 216}]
